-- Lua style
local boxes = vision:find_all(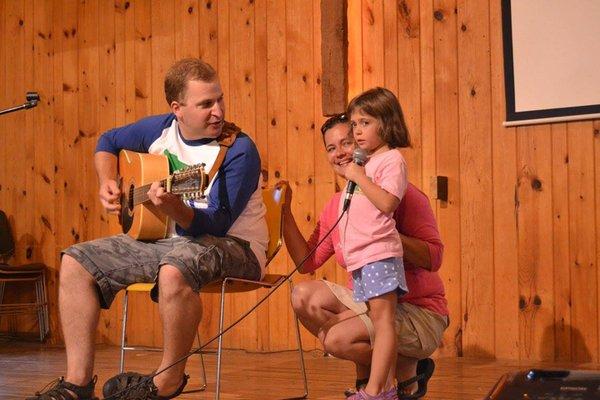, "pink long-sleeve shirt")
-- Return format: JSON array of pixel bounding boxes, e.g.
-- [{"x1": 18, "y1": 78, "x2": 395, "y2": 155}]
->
[{"x1": 303, "y1": 183, "x2": 448, "y2": 316}]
